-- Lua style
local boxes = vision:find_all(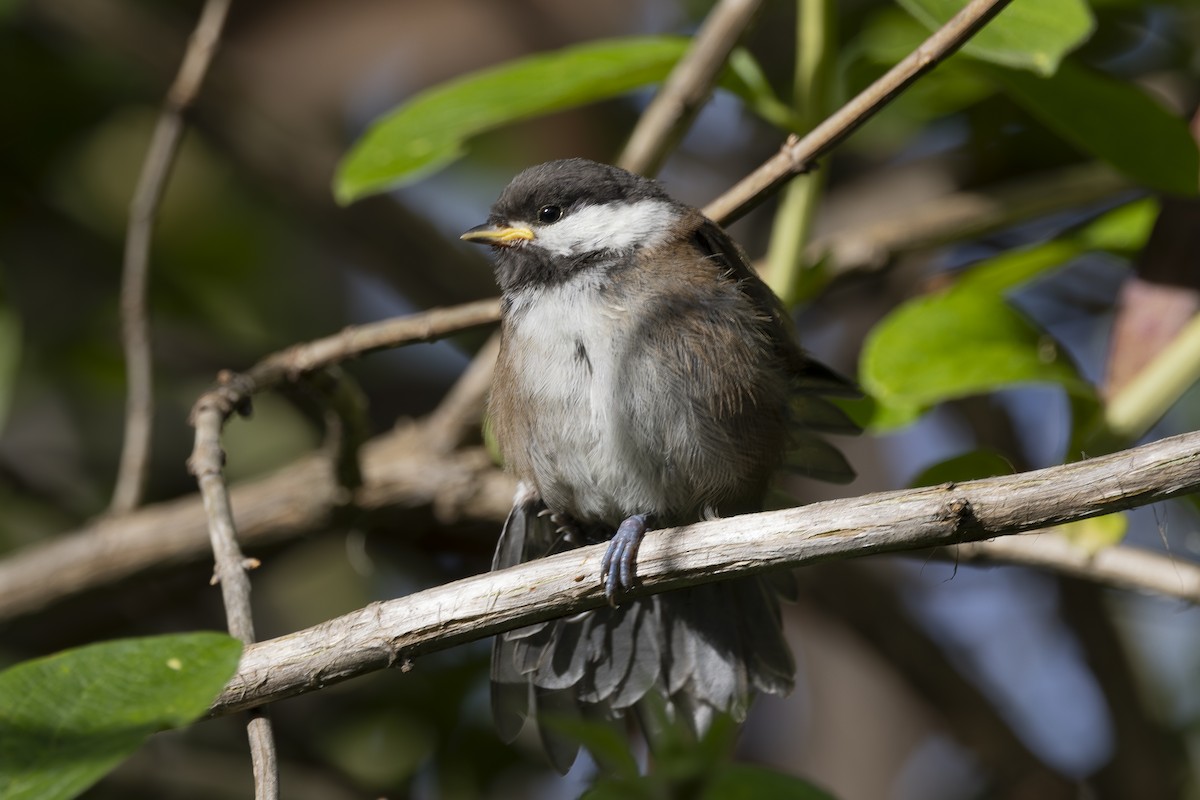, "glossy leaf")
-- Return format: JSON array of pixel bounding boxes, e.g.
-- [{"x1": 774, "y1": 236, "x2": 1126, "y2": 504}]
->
[
  {"x1": 985, "y1": 62, "x2": 1199, "y2": 196},
  {"x1": 336, "y1": 37, "x2": 692, "y2": 202},
  {"x1": 861, "y1": 288, "x2": 1092, "y2": 430},
  {"x1": 337, "y1": 37, "x2": 696, "y2": 203},
  {"x1": 899, "y1": 0, "x2": 1094, "y2": 75},
  {"x1": 335, "y1": 37, "x2": 795, "y2": 202},
  {"x1": 0, "y1": 633, "x2": 242, "y2": 800}
]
